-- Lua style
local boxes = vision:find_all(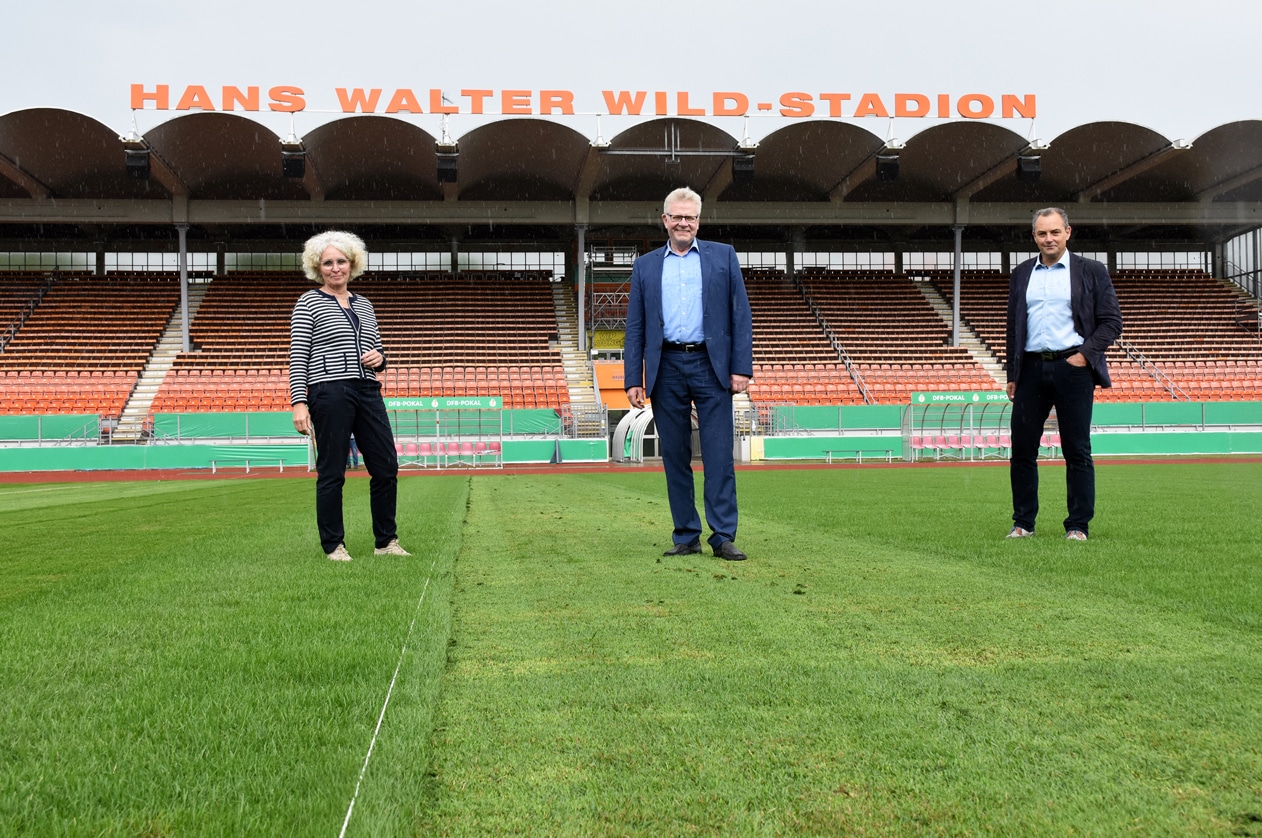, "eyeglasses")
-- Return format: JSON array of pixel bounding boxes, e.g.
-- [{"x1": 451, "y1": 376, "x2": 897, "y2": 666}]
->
[{"x1": 665, "y1": 214, "x2": 699, "y2": 224}]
